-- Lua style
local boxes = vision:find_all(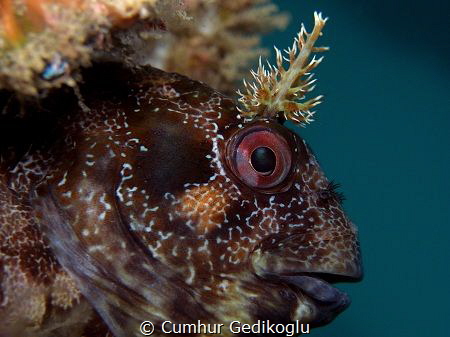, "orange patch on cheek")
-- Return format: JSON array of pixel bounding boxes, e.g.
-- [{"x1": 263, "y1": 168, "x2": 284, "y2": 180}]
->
[
  {"x1": 178, "y1": 185, "x2": 229, "y2": 234},
  {"x1": 235, "y1": 250, "x2": 247, "y2": 261}
]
